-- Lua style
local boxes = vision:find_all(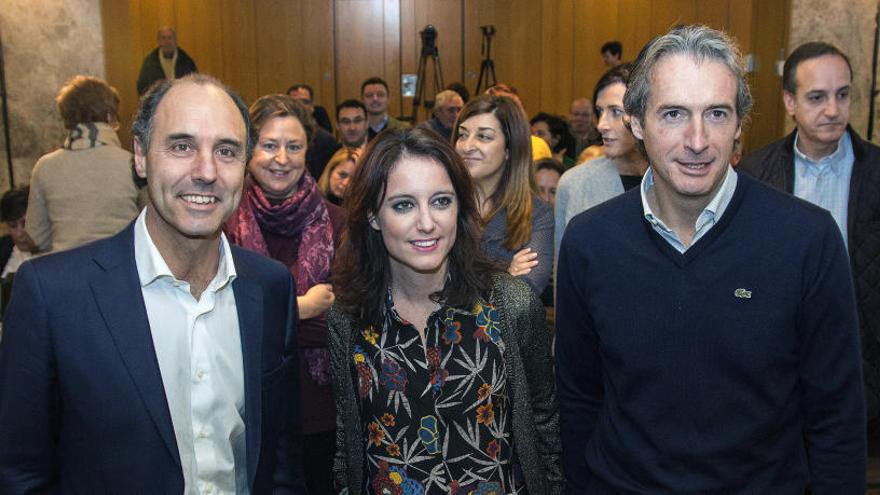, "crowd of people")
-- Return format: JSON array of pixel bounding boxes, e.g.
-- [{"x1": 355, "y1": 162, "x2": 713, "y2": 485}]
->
[{"x1": 0, "y1": 23, "x2": 876, "y2": 495}]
